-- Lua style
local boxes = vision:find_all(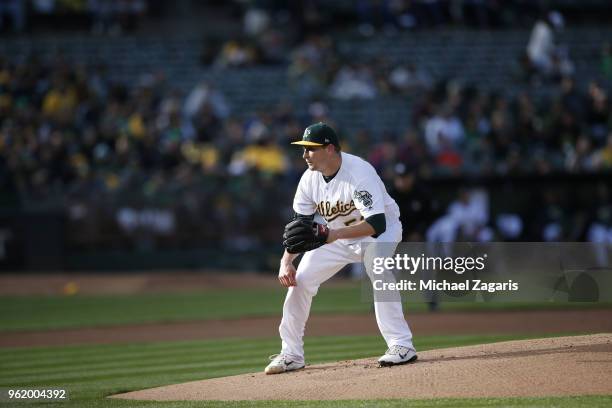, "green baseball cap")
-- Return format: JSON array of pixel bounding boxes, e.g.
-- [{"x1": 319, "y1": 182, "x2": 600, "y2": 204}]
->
[{"x1": 291, "y1": 122, "x2": 339, "y2": 147}]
